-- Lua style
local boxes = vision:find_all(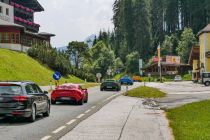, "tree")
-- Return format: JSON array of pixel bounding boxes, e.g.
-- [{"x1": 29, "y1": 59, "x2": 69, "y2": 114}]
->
[
  {"x1": 89, "y1": 41, "x2": 116, "y2": 77},
  {"x1": 133, "y1": 0, "x2": 153, "y2": 61},
  {"x1": 176, "y1": 28, "x2": 196, "y2": 63},
  {"x1": 125, "y1": 51, "x2": 140, "y2": 74},
  {"x1": 67, "y1": 41, "x2": 88, "y2": 69}
]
